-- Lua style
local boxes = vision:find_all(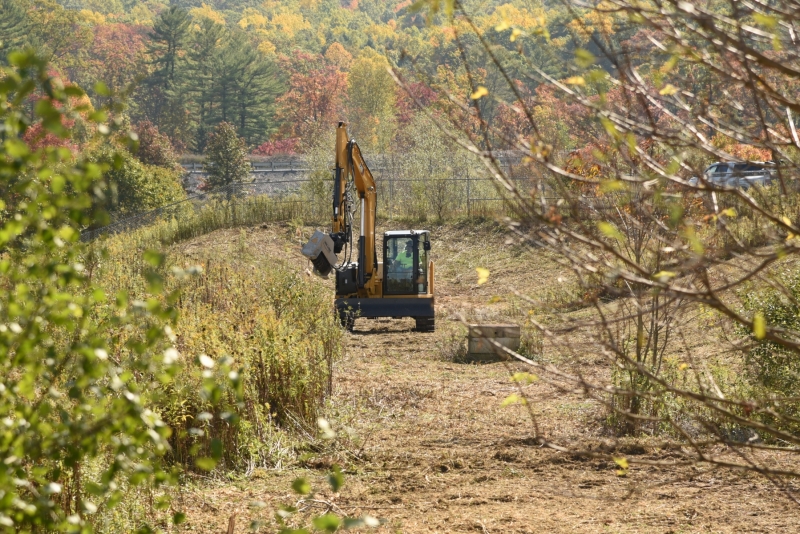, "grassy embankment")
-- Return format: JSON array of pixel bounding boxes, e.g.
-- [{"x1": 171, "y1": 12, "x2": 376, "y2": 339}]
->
[{"x1": 83, "y1": 214, "x2": 343, "y2": 531}]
